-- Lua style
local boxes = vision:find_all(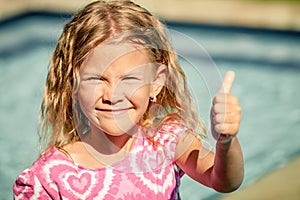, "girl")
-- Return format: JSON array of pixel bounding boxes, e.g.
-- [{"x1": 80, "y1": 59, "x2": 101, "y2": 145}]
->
[{"x1": 13, "y1": 1, "x2": 244, "y2": 199}]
